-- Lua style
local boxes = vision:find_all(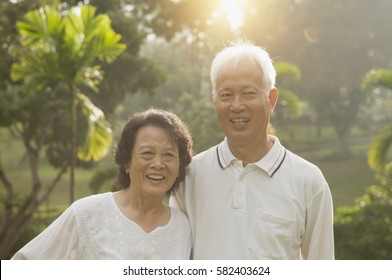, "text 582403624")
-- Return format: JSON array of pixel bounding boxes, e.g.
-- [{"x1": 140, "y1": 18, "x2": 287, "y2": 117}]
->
[{"x1": 216, "y1": 266, "x2": 270, "y2": 276}]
